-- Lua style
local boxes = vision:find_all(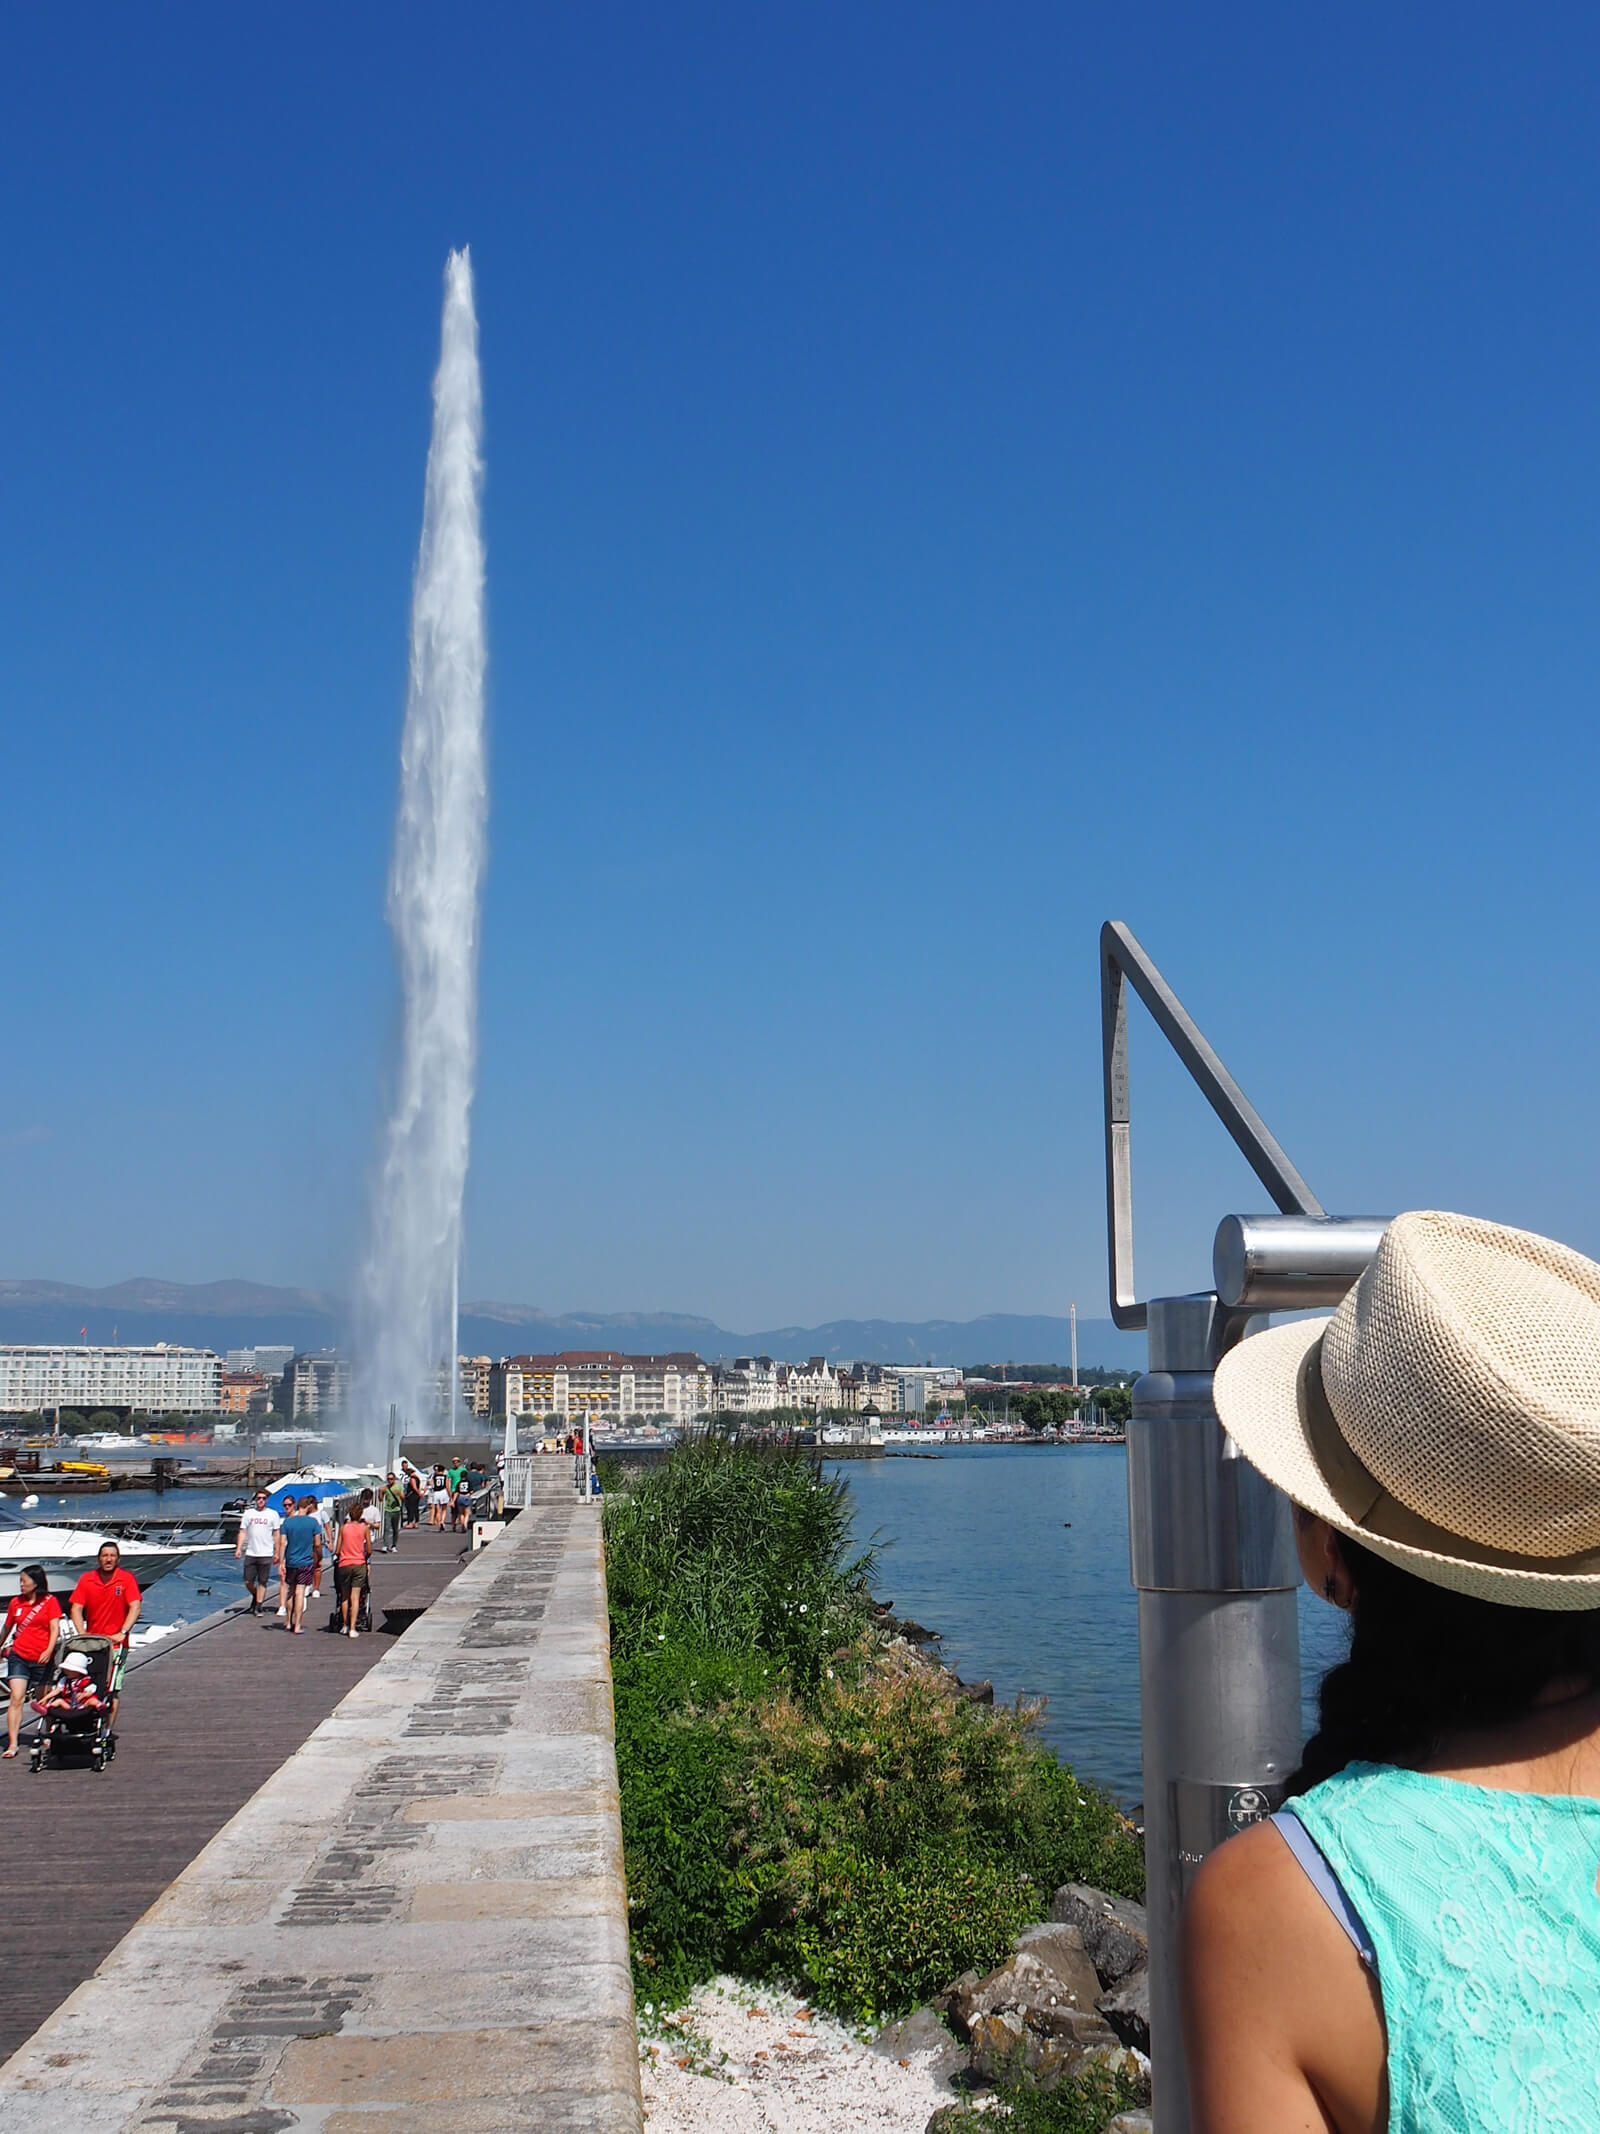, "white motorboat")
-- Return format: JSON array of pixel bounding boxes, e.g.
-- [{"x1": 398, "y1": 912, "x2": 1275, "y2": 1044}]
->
[
  {"x1": 268, "y1": 1465, "x2": 382, "y2": 1495},
  {"x1": 0, "y1": 1520, "x2": 228, "y2": 1593}
]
